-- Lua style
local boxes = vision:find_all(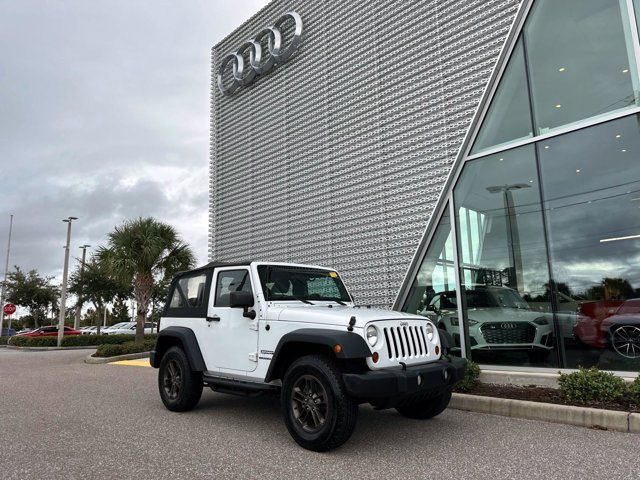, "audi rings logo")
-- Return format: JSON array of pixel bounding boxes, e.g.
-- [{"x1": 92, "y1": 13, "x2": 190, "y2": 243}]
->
[
  {"x1": 501, "y1": 323, "x2": 518, "y2": 330},
  {"x1": 217, "y1": 11, "x2": 304, "y2": 96}
]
